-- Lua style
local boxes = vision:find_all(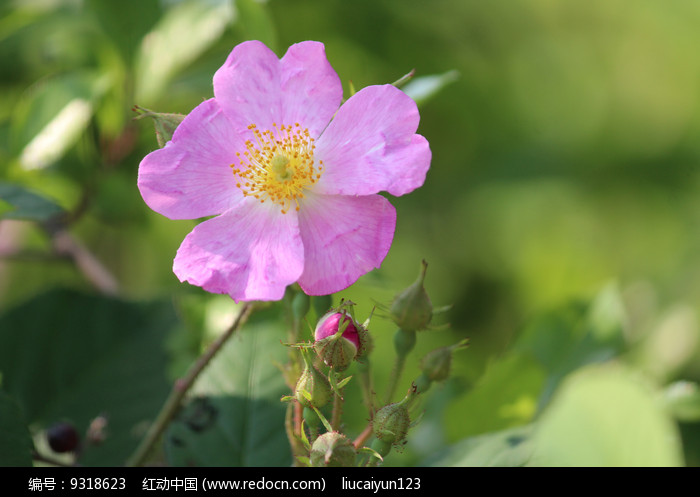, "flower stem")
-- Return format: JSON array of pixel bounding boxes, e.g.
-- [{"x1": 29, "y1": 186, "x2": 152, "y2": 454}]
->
[
  {"x1": 125, "y1": 302, "x2": 255, "y2": 467},
  {"x1": 353, "y1": 424, "x2": 374, "y2": 449},
  {"x1": 331, "y1": 389, "x2": 343, "y2": 431},
  {"x1": 384, "y1": 329, "x2": 416, "y2": 404}
]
